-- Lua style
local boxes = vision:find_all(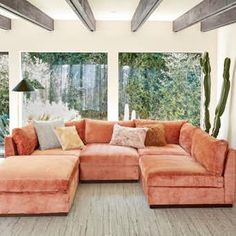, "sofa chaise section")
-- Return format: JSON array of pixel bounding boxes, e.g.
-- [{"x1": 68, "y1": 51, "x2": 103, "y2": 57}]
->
[
  {"x1": 140, "y1": 150, "x2": 235, "y2": 207},
  {"x1": 140, "y1": 126, "x2": 235, "y2": 207},
  {"x1": 0, "y1": 155, "x2": 79, "y2": 215}
]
